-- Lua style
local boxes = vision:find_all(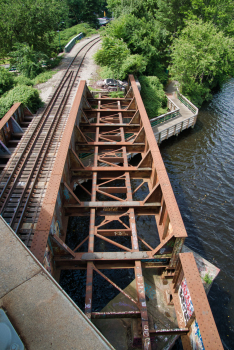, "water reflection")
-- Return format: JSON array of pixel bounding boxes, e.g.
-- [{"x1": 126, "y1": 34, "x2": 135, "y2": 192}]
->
[{"x1": 161, "y1": 79, "x2": 234, "y2": 349}]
